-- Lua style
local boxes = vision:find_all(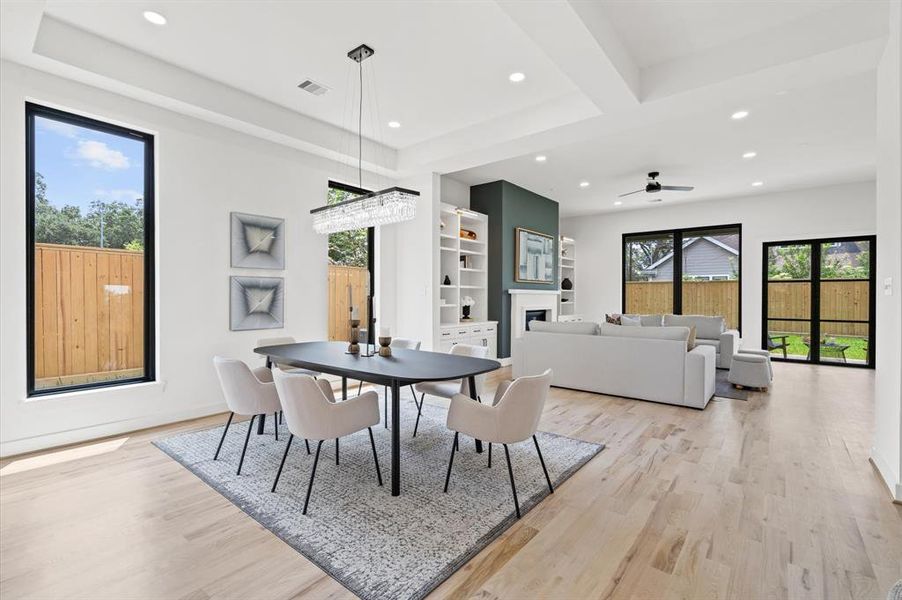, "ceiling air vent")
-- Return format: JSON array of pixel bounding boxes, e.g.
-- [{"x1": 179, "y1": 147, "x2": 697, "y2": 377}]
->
[{"x1": 298, "y1": 79, "x2": 329, "y2": 96}]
